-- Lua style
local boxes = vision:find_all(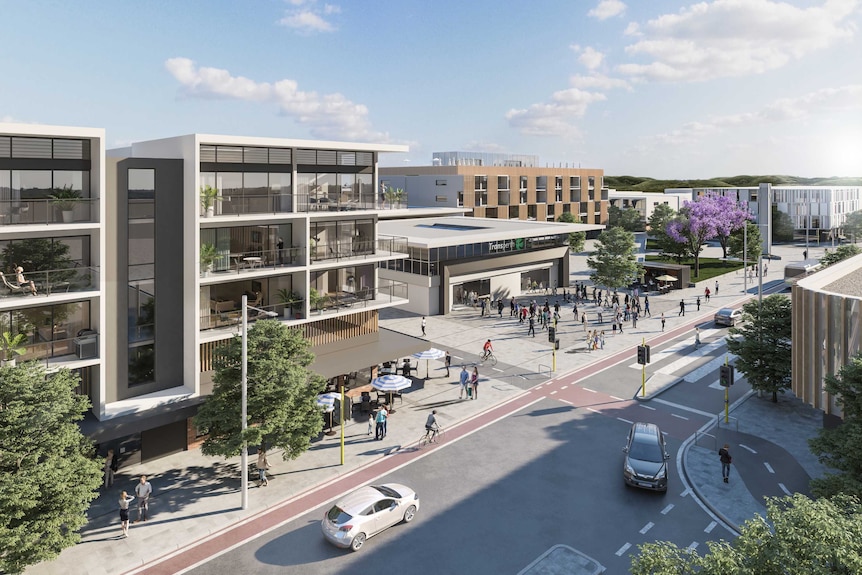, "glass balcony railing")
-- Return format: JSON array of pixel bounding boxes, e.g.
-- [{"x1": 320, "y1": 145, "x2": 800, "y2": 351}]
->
[
  {"x1": 296, "y1": 193, "x2": 382, "y2": 213},
  {"x1": 12, "y1": 332, "x2": 100, "y2": 366},
  {"x1": 0, "y1": 266, "x2": 98, "y2": 299},
  {"x1": 203, "y1": 247, "x2": 305, "y2": 276},
  {"x1": 308, "y1": 280, "x2": 408, "y2": 316},
  {"x1": 0, "y1": 198, "x2": 98, "y2": 225},
  {"x1": 309, "y1": 235, "x2": 407, "y2": 263},
  {"x1": 201, "y1": 194, "x2": 294, "y2": 217}
]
